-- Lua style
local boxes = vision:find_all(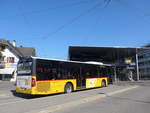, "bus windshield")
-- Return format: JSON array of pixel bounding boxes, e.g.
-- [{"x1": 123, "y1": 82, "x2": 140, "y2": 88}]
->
[{"x1": 17, "y1": 60, "x2": 32, "y2": 75}]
